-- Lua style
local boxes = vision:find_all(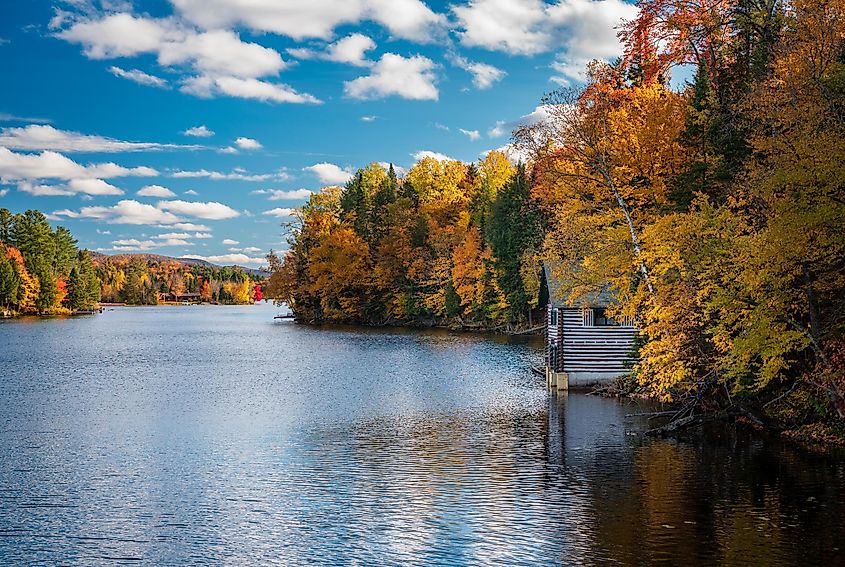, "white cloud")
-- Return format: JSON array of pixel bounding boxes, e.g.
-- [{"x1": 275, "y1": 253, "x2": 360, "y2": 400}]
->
[
  {"x1": 221, "y1": 239, "x2": 239, "y2": 246},
  {"x1": 304, "y1": 162, "x2": 353, "y2": 185},
  {"x1": 288, "y1": 33, "x2": 376, "y2": 67},
  {"x1": 360, "y1": 115, "x2": 378, "y2": 122},
  {"x1": 219, "y1": 146, "x2": 239, "y2": 154},
  {"x1": 59, "y1": 15, "x2": 285, "y2": 77},
  {"x1": 263, "y1": 207, "x2": 296, "y2": 217},
  {"x1": 171, "y1": 222, "x2": 210, "y2": 231},
  {"x1": 171, "y1": 168, "x2": 283, "y2": 181},
  {"x1": 58, "y1": 13, "x2": 321, "y2": 104},
  {"x1": 183, "y1": 190, "x2": 199, "y2": 196},
  {"x1": 170, "y1": 0, "x2": 445, "y2": 42},
  {"x1": 67, "y1": 178, "x2": 123, "y2": 195},
  {"x1": 17, "y1": 182, "x2": 75, "y2": 197},
  {"x1": 109, "y1": 66, "x2": 169, "y2": 88},
  {"x1": 182, "y1": 125, "x2": 214, "y2": 137},
  {"x1": 109, "y1": 237, "x2": 193, "y2": 251},
  {"x1": 448, "y1": 54, "x2": 506, "y2": 89},
  {"x1": 0, "y1": 125, "x2": 199, "y2": 153},
  {"x1": 452, "y1": 0, "x2": 636, "y2": 72},
  {"x1": 413, "y1": 150, "x2": 456, "y2": 162},
  {"x1": 0, "y1": 147, "x2": 157, "y2": 182},
  {"x1": 242, "y1": 246, "x2": 262, "y2": 253},
  {"x1": 452, "y1": 0, "x2": 550, "y2": 55},
  {"x1": 0, "y1": 189, "x2": 8, "y2": 198},
  {"x1": 235, "y1": 136, "x2": 262, "y2": 150},
  {"x1": 156, "y1": 232, "x2": 192, "y2": 239},
  {"x1": 181, "y1": 75, "x2": 321, "y2": 104},
  {"x1": 488, "y1": 105, "x2": 550, "y2": 138},
  {"x1": 157, "y1": 200, "x2": 241, "y2": 220},
  {"x1": 459, "y1": 128, "x2": 481, "y2": 141},
  {"x1": 344, "y1": 53, "x2": 438, "y2": 100},
  {"x1": 481, "y1": 143, "x2": 531, "y2": 163},
  {"x1": 53, "y1": 199, "x2": 182, "y2": 225},
  {"x1": 137, "y1": 184, "x2": 176, "y2": 197},
  {"x1": 253, "y1": 188, "x2": 313, "y2": 200},
  {"x1": 548, "y1": 0, "x2": 638, "y2": 85}
]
